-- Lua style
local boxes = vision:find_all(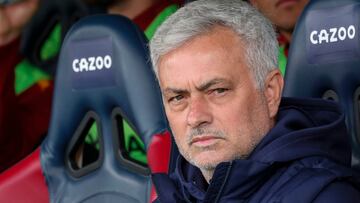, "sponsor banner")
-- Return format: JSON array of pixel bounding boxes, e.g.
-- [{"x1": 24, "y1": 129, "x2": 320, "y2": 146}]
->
[
  {"x1": 306, "y1": 4, "x2": 360, "y2": 64},
  {"x1": 69, "y1": 37, "x2": 116, "y2": 89}
]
